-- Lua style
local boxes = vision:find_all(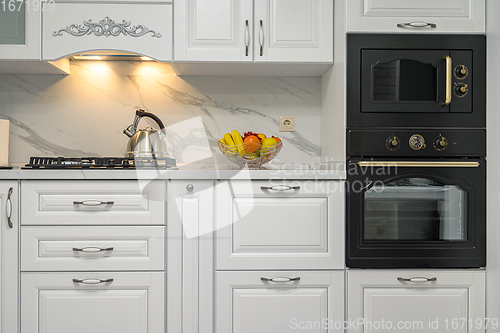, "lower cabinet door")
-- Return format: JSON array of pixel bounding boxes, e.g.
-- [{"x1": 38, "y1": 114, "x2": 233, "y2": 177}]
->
[
  {"x1": 21, "y1": 272, "x2": 165, "y2": 333},
  {"x1": 216, "y1": 271, "x2": 344, "y2": 333},
  {"x1": 347, "y1": 270, "x2": 486, "y2": 333}
]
